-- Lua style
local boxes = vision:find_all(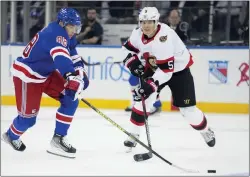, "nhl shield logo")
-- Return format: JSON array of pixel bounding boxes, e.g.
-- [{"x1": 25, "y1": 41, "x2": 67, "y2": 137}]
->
[
  {"x1": 208, "y1": 61, "x2": 228, "y2": 84},
  {"x1": 159, "y1": 35, "x2": 167, "y2": 42}
]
